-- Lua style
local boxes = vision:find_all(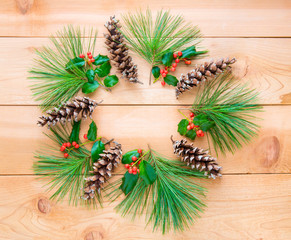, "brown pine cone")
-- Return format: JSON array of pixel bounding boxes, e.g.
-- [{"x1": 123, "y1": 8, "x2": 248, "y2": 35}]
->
[
  {"x1": 104, "y1": 16, "x2": 141, "y2": 84},
  {"x1": 82, "y1": 141, "x2": 122, "y2": 200},
  {"x1": 171, "y1": 137, "x2": 222, "y2": 179},
  {"x1": 37, "y1": 97, "x2": 101, "y2": 128},
  {"x1": 176, "y1": 57, "x2": 236, "y2": 98}
]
